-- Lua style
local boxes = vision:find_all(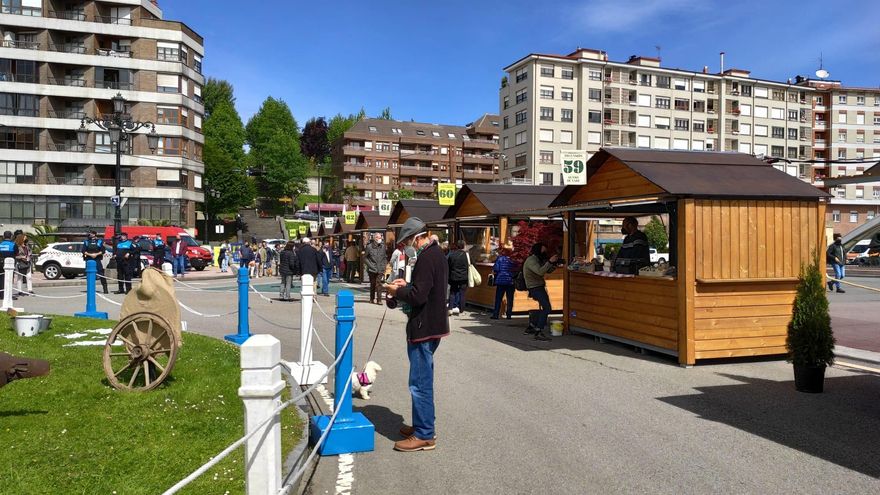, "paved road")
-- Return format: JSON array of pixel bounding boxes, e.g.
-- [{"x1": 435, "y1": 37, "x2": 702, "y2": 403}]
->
[
  {"x1": 14, "y1": 277, "x2": 880, "y2": 494},
  {"x1": 828, "y1": 275, "x2": 880, "y2": 352}
]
